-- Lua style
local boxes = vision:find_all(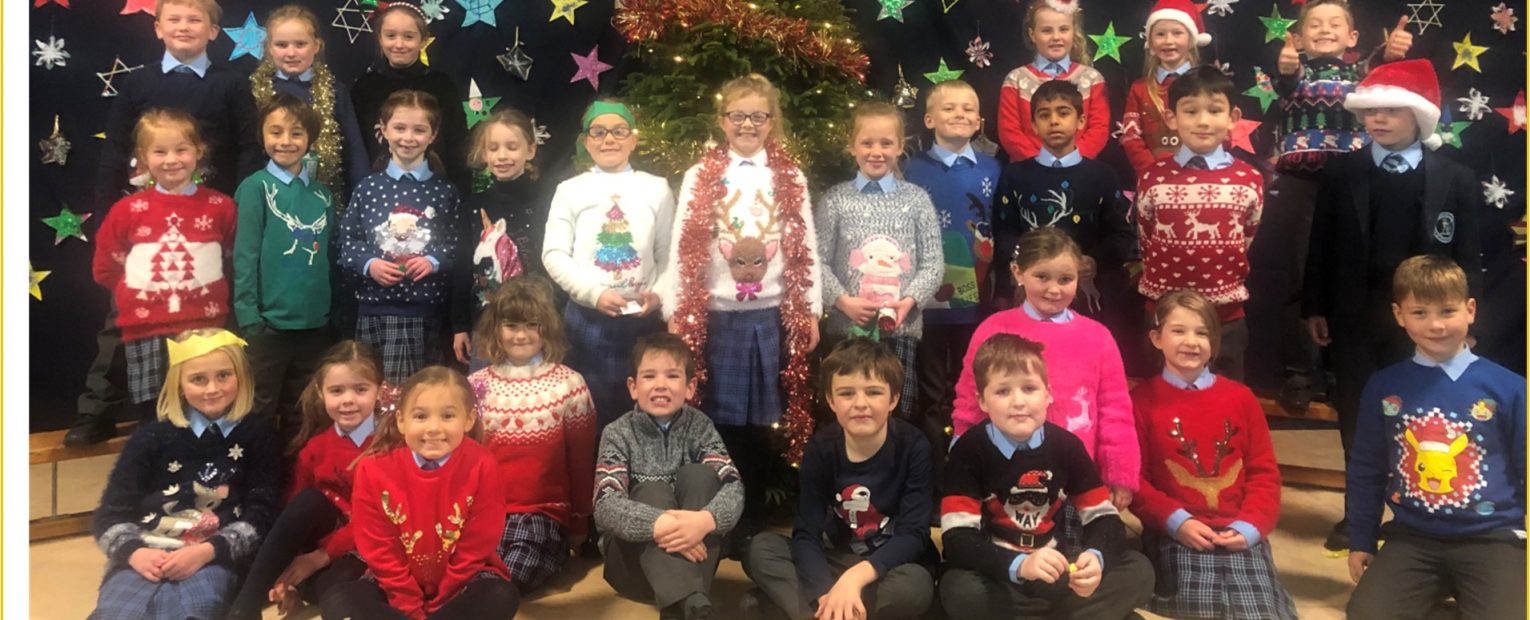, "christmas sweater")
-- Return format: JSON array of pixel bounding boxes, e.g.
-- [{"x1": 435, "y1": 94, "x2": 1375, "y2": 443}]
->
[
  {"x1": 289, "y1": 422, "x2": 378, "y2": 560},
  {"x1": 993, "y1": 157, "x2": 1135, "y2": 304},
  {"x1": 1135, "y1": 158, "x2": 1264, "y2": 321},
  {"x1": 452, "y1": 174, "x2": 556, "y2": 334},
  {"x1": 1273, "y1": 56, "x2": 1377, "y2": 177},
  {"x1": 338, "y1": 169, "x2": 461, "y2": 317},
  {"x1": 92, "y1": 417, "x2": 281, "y2": 569},
  {"x1": 792, "y1": 419, "x2": 935, "y2": 601},
  {"x1": 593, "y1": 406, "x2": 744, "y2": 544},
  {"x1": 940, "y1": 422, "x2": 1126, "y2": 583},
  {"x1": 543, "y1": 169, "x2": 675, "y2": 309},
  {"x1": 815, "y1": 180, "x2": 944, "y2": 339},
  {"x1": 657, "y1": 153, "x2": 823, "y2": 318},
  {"x1": 468, "y1": 362, "x2": 597, "y2": 536},
  {"x1": 91, "y1": 187, "x2": 238, "y2": 341},
  {"x1": 903, "y1": 148, "x2": 1003, "y2": 324},
  {"x1": 1130, "y1": 376, "x2": 1282, "y2": 538},
  {"x1": 1120, "y1": 75, "x2": 1181, "y2": 176},
  {"x1": 352, "y1": 442, "x2": 510, "y2": 620},
  {"x1": 952, "y1": 307, "x2": 1138, "y2": 489},
  {"x1": 351, "y1": 62, "x2": 471, "y2": 192},
  {"x1": 997, "y1": 63, "x2": 1111, "y2": 161},
  {"x1": 1347, "y1": 353, "x2": 1527, "y2": 554},
  {"x1": 233, "y1": 165, "x2": 335, "y2": 332}
]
